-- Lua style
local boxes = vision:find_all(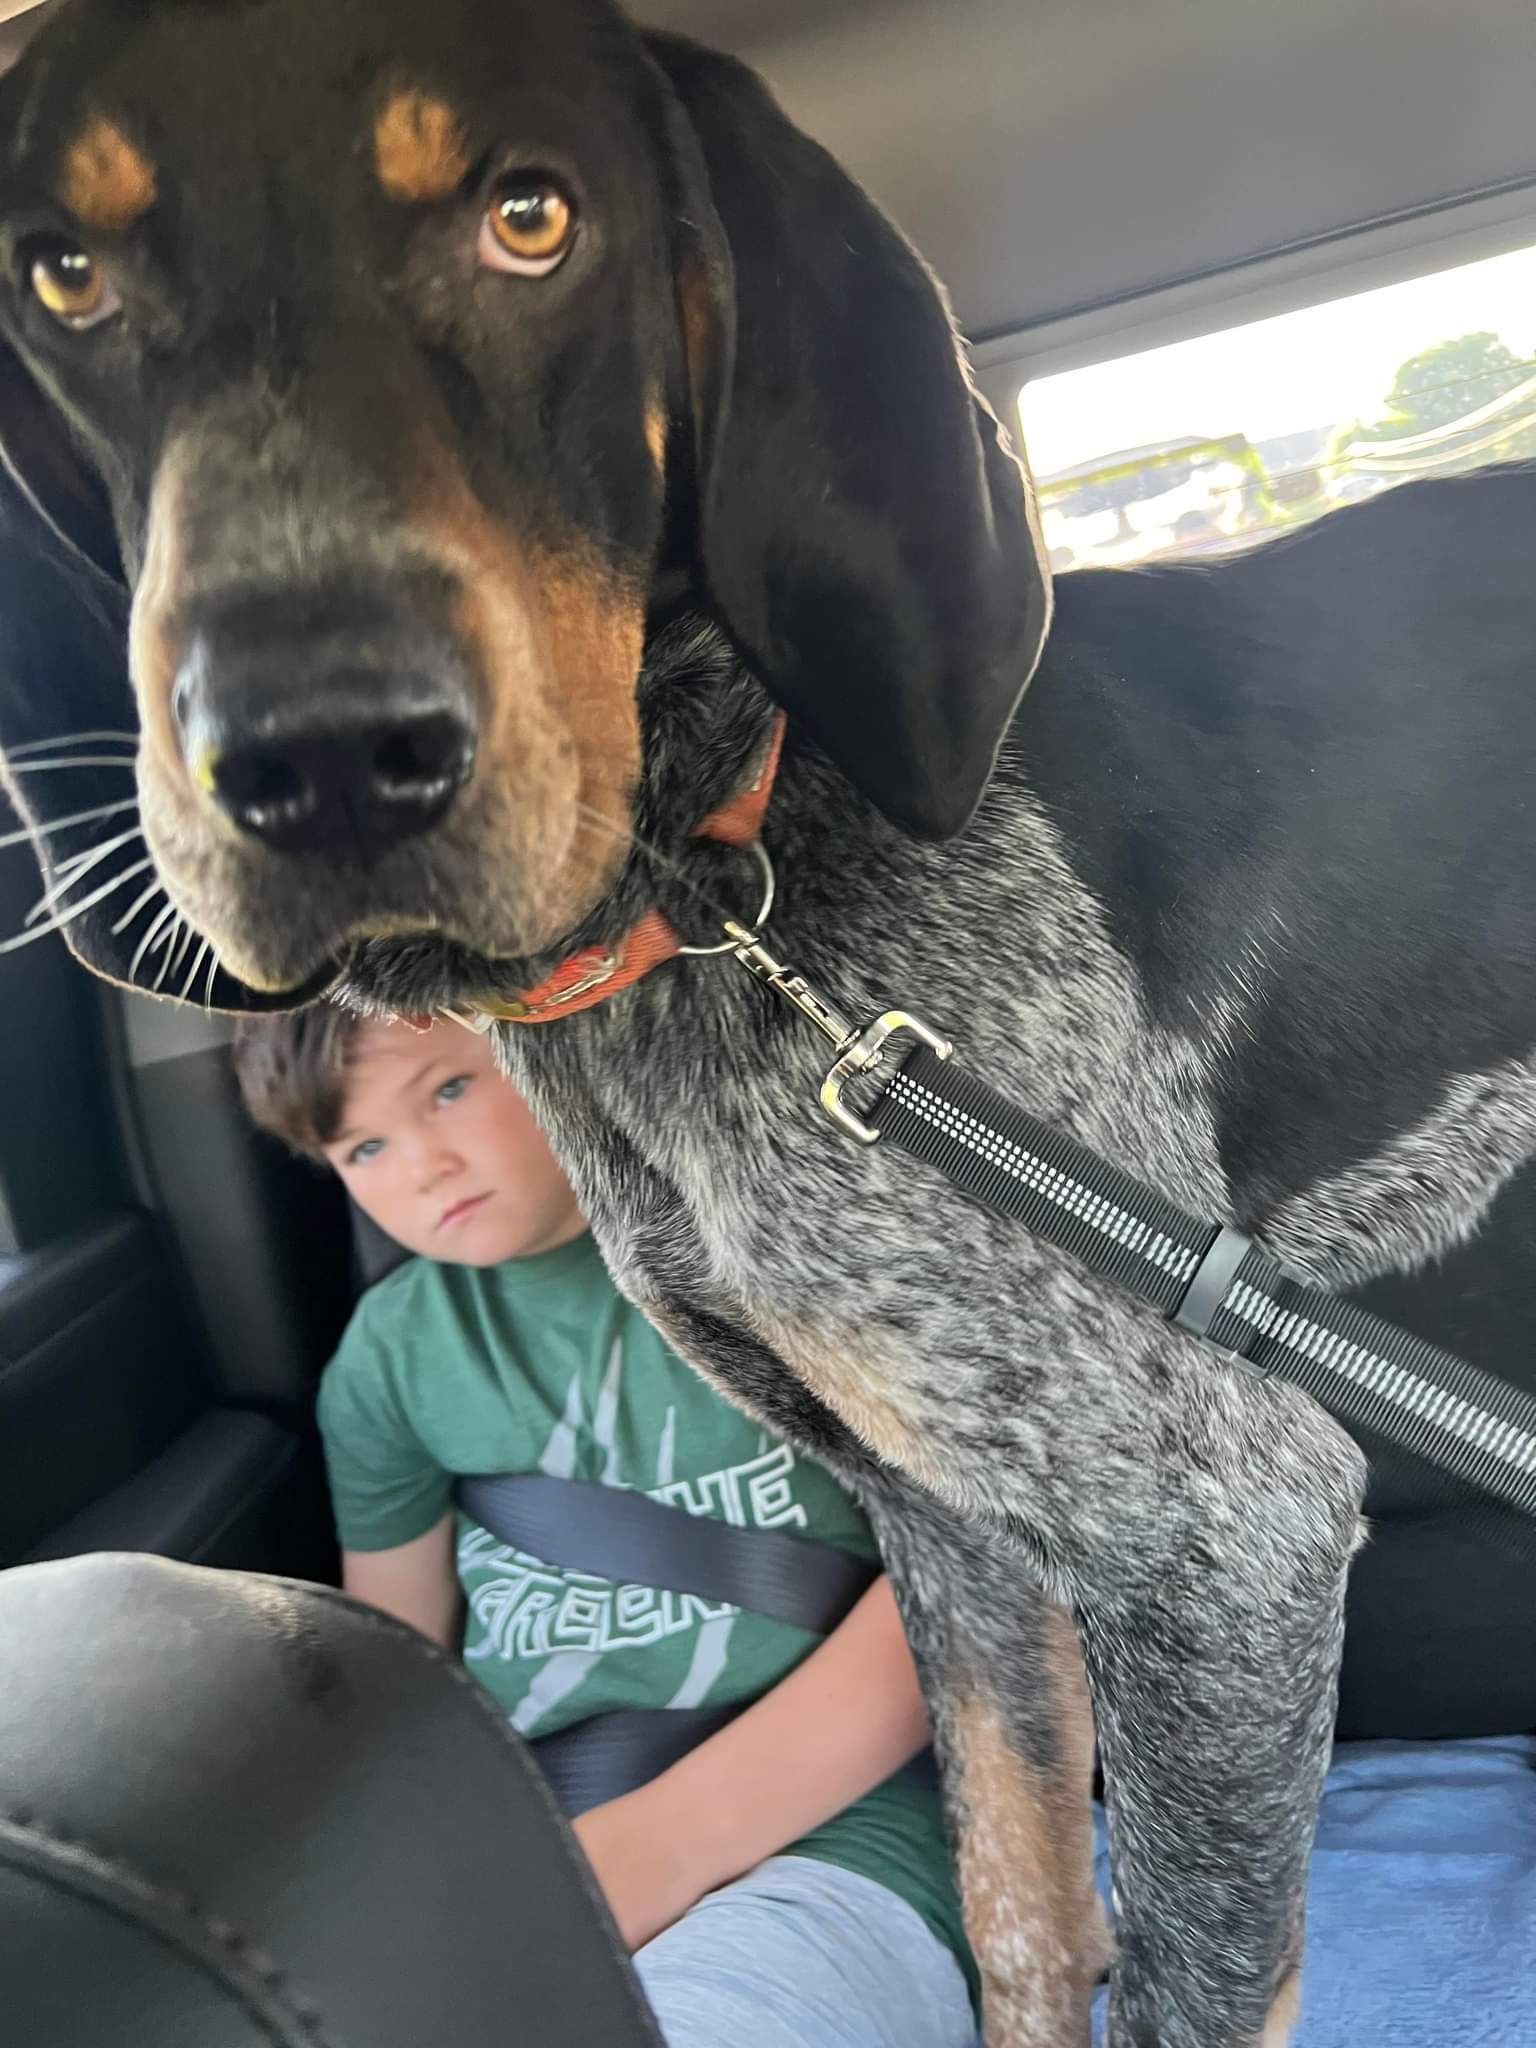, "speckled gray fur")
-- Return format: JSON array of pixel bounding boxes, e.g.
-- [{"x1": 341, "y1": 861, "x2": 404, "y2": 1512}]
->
[
  {"x1": 348, "y1": 622, "x2": 1369, "y2": 2047},
  {"x1": 1262, "y1": 1055, "x2": 1536, "y2": 1290},
  {"x1": 1, "y1": 8, "x2": 1530, "y2": 2043}
]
